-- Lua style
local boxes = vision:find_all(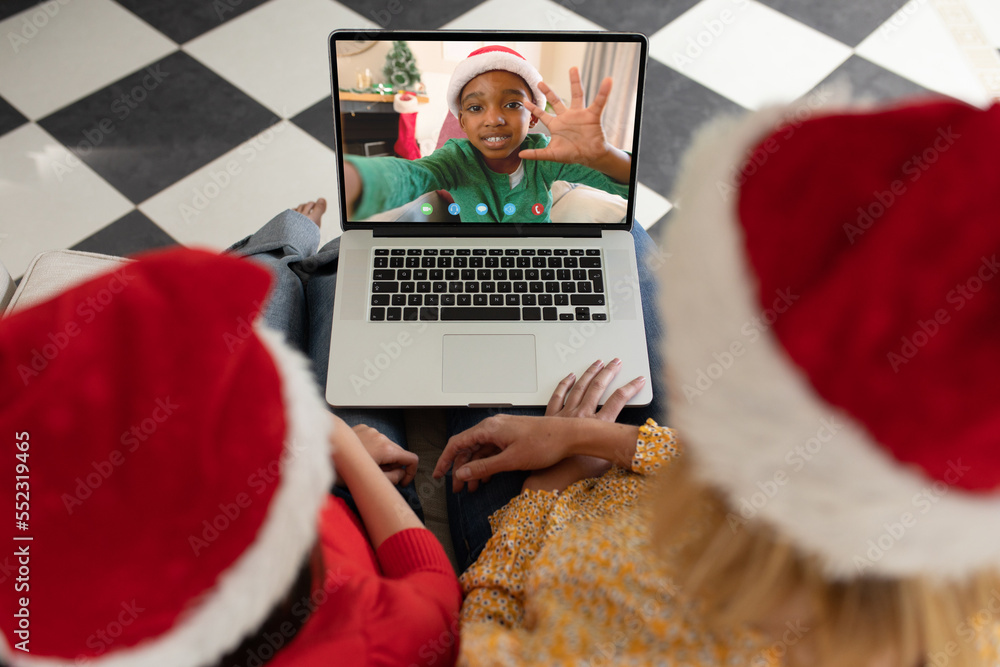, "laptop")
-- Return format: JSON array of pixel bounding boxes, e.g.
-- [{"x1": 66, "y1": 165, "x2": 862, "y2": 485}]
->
[{"x1": 326, "y1": 29, "x2": 652, "y2": 408}]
